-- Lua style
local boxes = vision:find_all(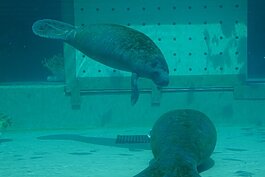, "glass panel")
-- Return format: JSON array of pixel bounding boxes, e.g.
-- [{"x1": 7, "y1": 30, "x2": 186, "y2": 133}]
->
[
  {"x1": 247, "y1": 0, "x2": 265, "y2": 82},
  {"x1": 0, "y1": 0, "x2": 63, "y2": 83}
]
